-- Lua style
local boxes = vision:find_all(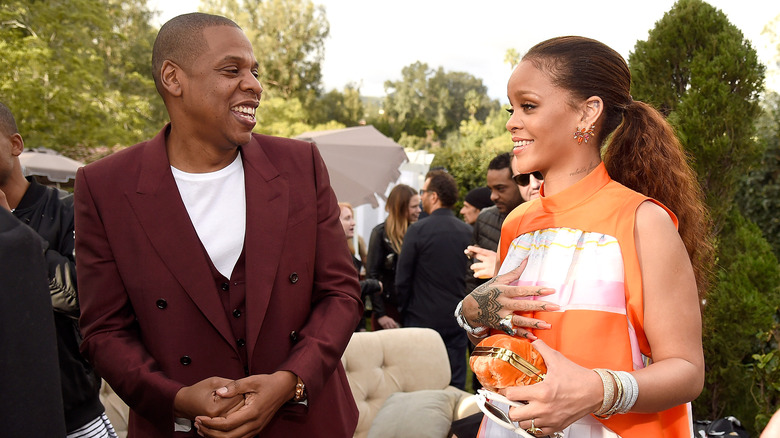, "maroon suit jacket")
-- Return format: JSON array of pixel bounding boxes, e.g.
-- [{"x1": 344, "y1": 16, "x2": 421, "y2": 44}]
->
[{"x1": 75, "y1": 126, "x2": 362, "y2": 437}]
